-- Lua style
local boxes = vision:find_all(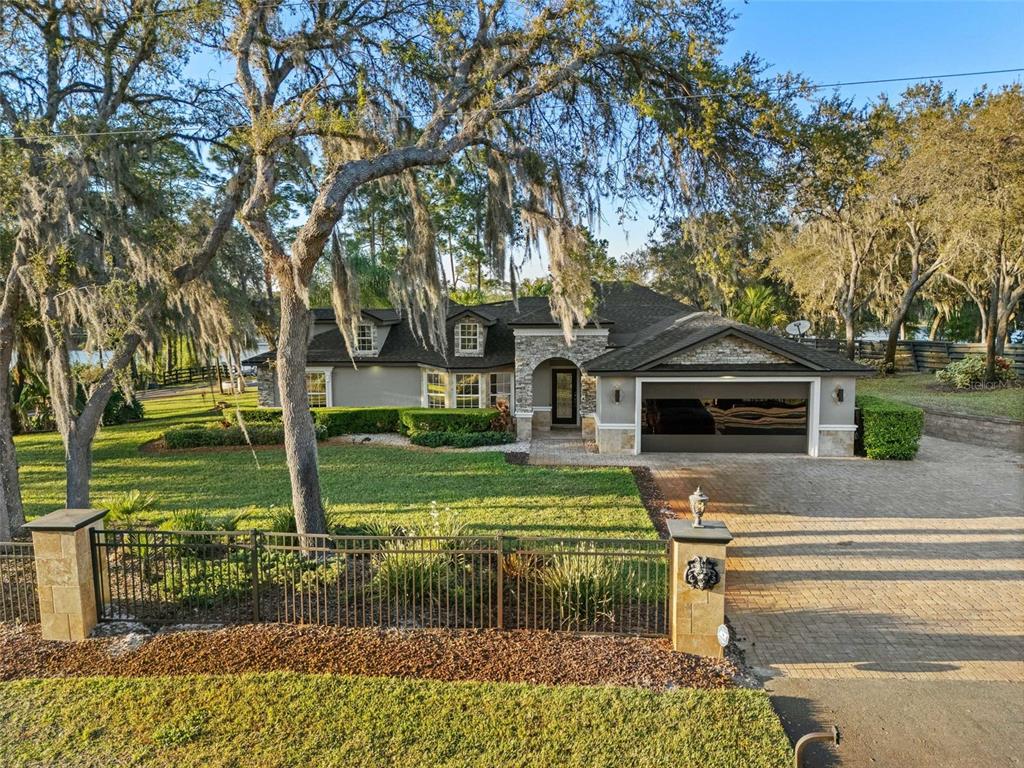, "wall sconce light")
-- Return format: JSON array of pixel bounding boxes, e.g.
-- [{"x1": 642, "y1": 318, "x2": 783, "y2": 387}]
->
[
  {"x1": 613, "y1": 386, "x2": 621, "y2": 403},
  {"x1": 834, "y1": 386, "x2": 845, "y2": 403}
]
